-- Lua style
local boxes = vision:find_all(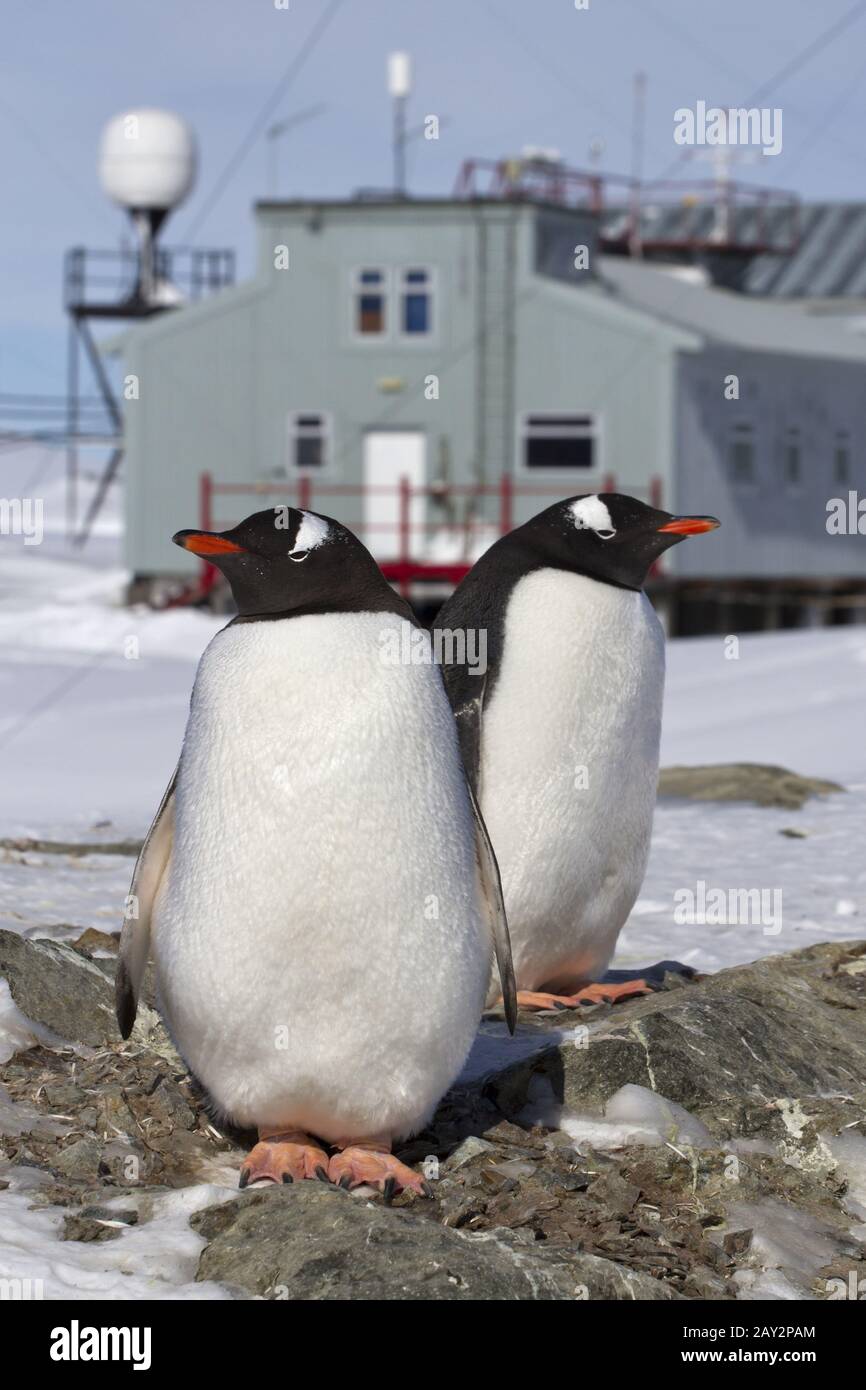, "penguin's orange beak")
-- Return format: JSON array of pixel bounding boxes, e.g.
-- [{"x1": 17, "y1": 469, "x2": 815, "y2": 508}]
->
[
  {"x1": 172, "y1": 530, "x2": 247, "y2": 556},
  {"x1": 656, "y1": 516, "x2": 720, "y2": 536}
]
